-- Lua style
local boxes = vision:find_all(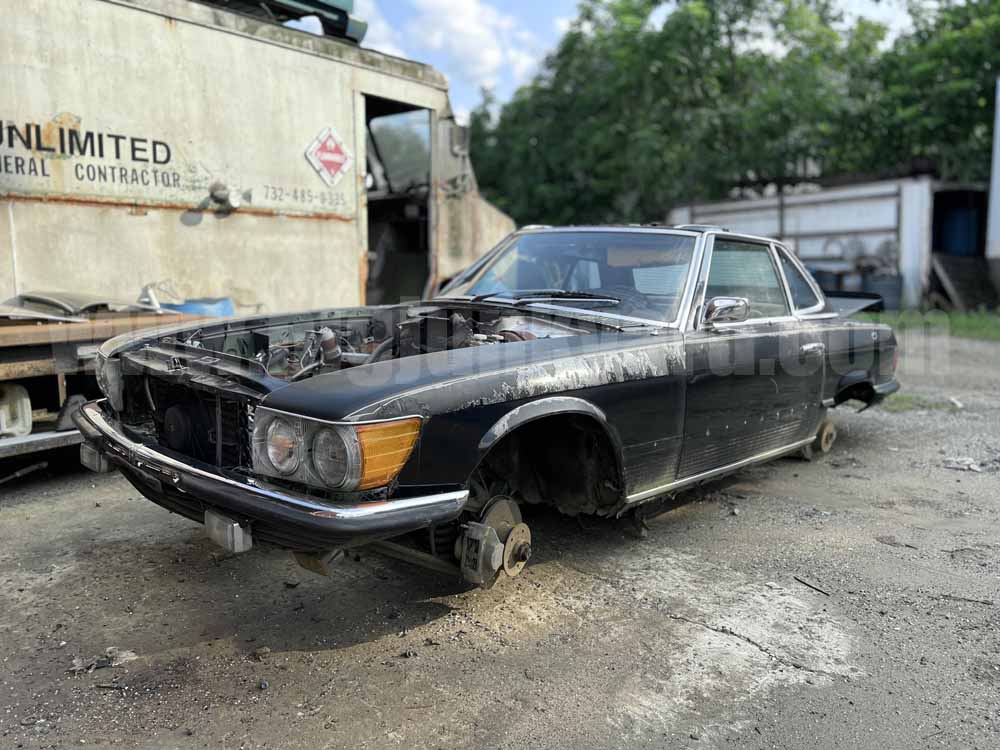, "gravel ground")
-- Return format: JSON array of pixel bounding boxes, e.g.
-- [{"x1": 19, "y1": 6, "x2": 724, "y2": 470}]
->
[{"x1": 1, "y1": 335, "x2": 998, "y2": 749}]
